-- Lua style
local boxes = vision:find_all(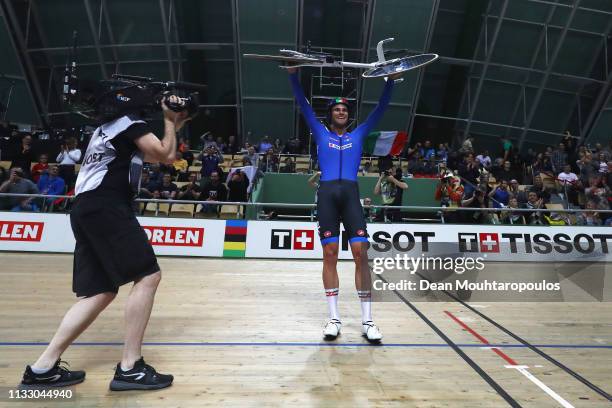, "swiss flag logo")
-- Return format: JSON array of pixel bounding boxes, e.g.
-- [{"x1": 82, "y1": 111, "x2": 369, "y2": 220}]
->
[
  {"x1": 293, "y1": 229, "x2": 314, "y2": 250},
  {"x1": 479, "y1": 233, "x2": 500, "y2": 253}
]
